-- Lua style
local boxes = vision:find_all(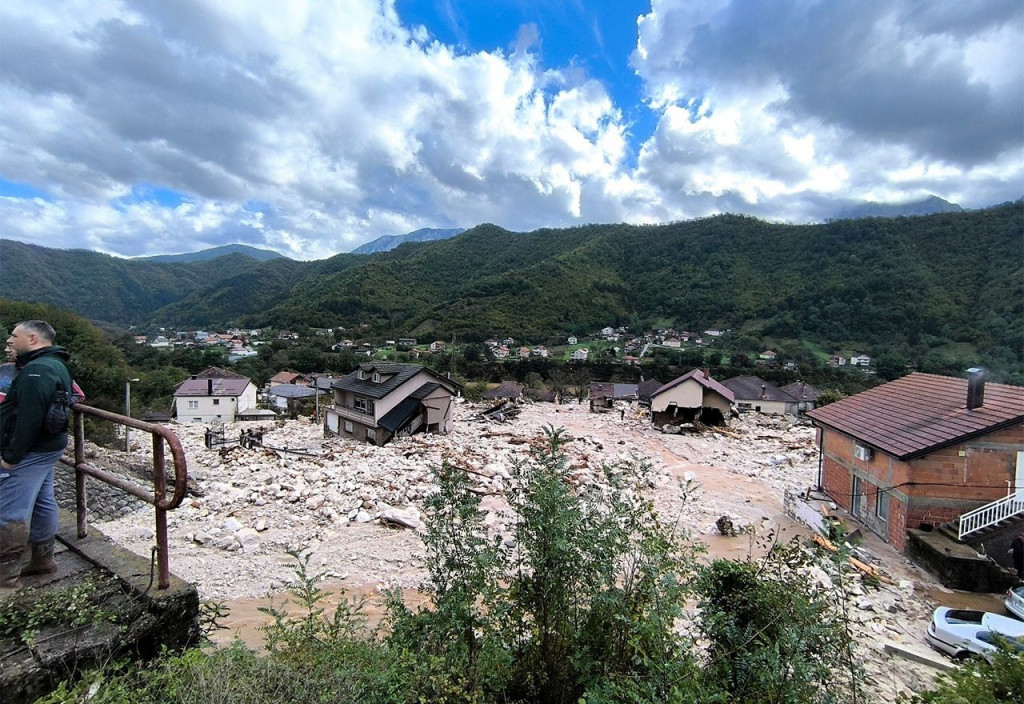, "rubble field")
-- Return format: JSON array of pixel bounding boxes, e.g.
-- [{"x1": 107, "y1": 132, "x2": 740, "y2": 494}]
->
[{"x1": 98, "y1": 400, "x2": 1004, "y2": 701}]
